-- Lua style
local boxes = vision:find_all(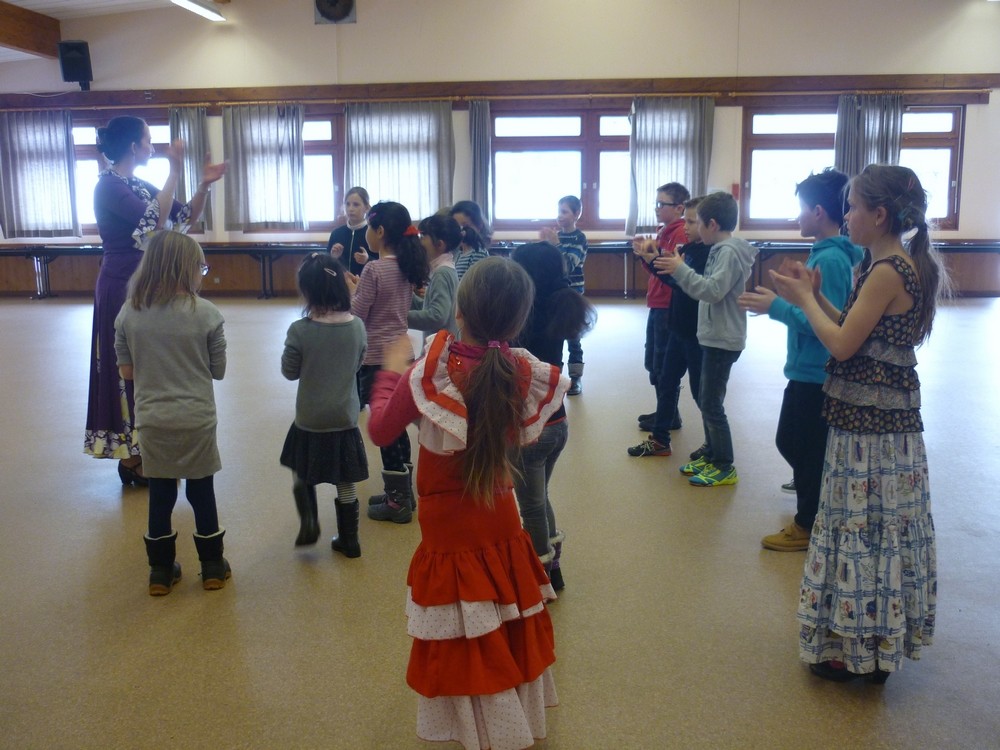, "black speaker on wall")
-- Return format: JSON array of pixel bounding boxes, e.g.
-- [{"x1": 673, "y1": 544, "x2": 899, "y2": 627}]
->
[{"x1": 58, "y1": 40, "x2": 93, "y2": 91}]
